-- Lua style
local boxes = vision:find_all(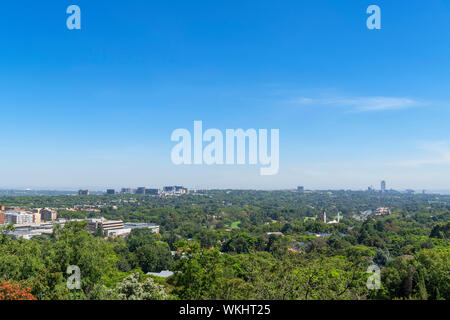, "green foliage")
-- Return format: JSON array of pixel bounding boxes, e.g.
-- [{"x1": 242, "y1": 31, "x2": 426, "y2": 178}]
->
[
  {"x1": 109, "y1": 273, "x2": 171, "y2": 300},
  {"x1": 135, "y1": 243, "x2": 173, "y2": 273},
  {"x1": 222, "y1": 232, "x2": 266, "y2": 254},
  {"x1": 430, "y1": 222, "x2": 450, "y2": 240},
  {"x1": 0, "y1": 190, "x2": 448, "y2": 300}
]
